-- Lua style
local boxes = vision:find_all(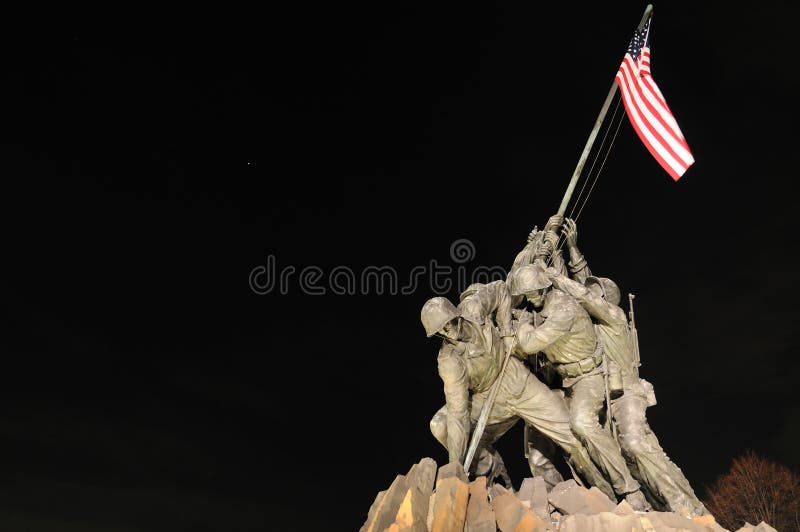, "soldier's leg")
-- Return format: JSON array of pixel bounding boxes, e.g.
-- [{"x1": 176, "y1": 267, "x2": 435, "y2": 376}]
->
[
  {"x1": 473, "y1": 416, "x2": 518, "y2": 488},
  {"x1": 430, "y1": 402, "x2": 514, "y2": 446},
  {"x1": 525, "y1": 425, "x2": 565, "y2": 489},
  {"x1": 504, "y1": 363, "x2": 615, "y2": 500},
  {"x1": 612, "y1": 392, "x2": 707, "y2": 516},
  {"x1": 467, "y1": 389, "x2": 519, "y2": 487},
  {"x1": 569, "y1": 374, "x2": 642, "y2": 498},
  {"x1": 429, "y1": 402, "x2": 517, "y2": 486},
  {"x1": 429, "y1": 405, "x2": 449, "y2": 448}
]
